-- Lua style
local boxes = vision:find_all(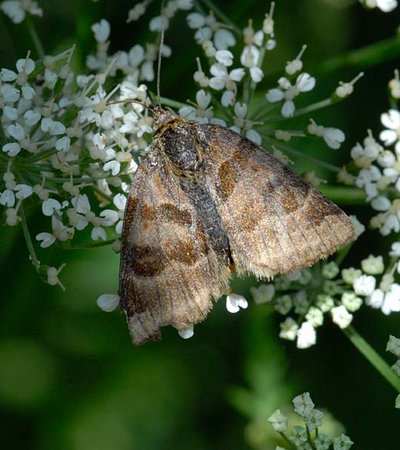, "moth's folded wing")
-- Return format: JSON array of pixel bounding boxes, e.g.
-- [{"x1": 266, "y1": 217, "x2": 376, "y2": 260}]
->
[
  {"x1": 119, "y1": 160, "x2": 230, "y2": 345},
  {"x1": 199, "y1": 125, "x2": 355, "y2": 278}
]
